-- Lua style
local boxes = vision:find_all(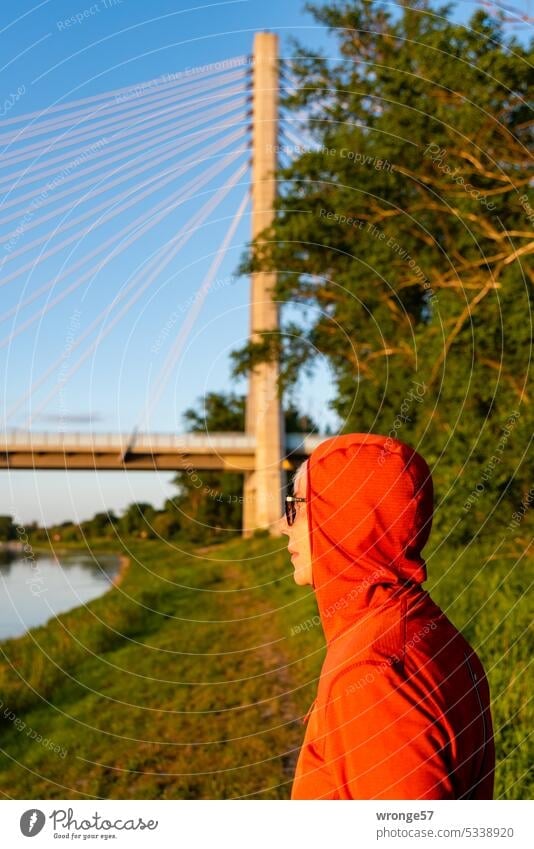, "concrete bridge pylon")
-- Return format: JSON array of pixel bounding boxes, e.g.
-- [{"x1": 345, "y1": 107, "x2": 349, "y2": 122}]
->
[{"x1": 243, "y1": 32, "x2": 285, "y2": 538}]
